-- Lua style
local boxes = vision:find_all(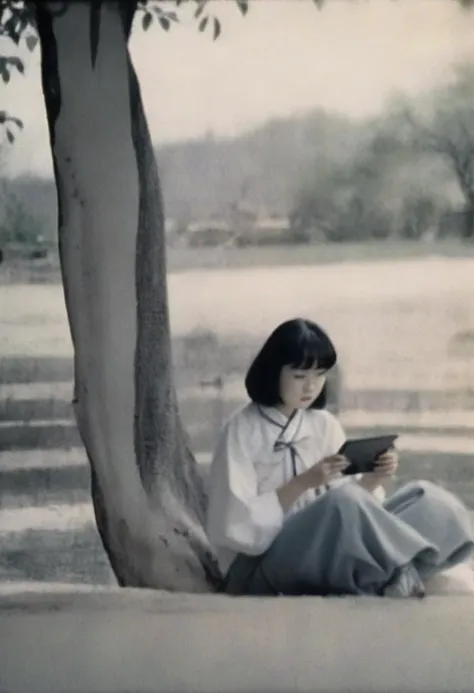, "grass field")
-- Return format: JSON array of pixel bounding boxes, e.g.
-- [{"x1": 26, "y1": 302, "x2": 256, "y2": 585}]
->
[{"x1": 2, "y1": 237, "x2": 474, "y2": 285}]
